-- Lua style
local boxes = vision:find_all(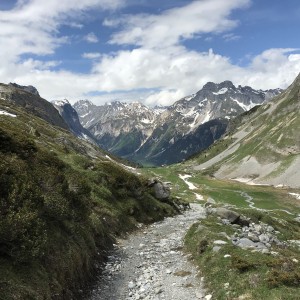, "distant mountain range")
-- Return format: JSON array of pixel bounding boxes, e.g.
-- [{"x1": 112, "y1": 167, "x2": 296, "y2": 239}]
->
[
  {"x1": 1, "y1": 80, "x2": 282, "y2": 167},
  {"x1": 73, "y1": 81, "x2": 282, "y2": 165},
  {"x1": 188, "y1": 73, "x2": 300, "y2": 188}
]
